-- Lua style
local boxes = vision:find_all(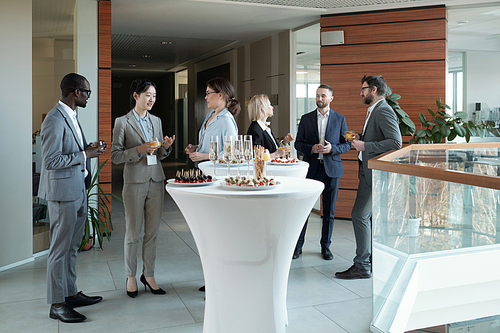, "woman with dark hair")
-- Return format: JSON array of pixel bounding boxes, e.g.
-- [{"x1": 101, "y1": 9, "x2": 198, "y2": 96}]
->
[
  {"x1": 185, "y1": 77, "x2": 239, "y2": 162},
  {"x1": 246, "y1": 94, "x2": 294, "y2": 158},
  {"x1": 111, "y1": 79, "x2": 175, "y2": 298}
]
